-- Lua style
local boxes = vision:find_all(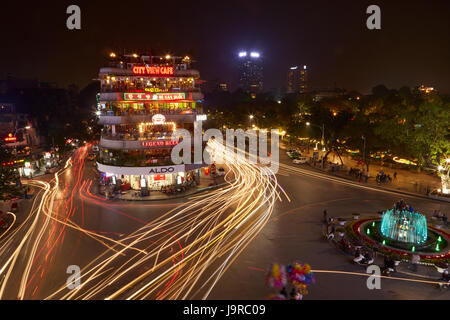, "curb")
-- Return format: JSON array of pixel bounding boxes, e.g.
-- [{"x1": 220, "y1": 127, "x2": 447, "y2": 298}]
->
[
  {"x1": 112, "y1": 182, "x2": 229, "y2": 202},
  {"x1": 298, "y1": 163, "x2": 447, "y2": 203}
]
